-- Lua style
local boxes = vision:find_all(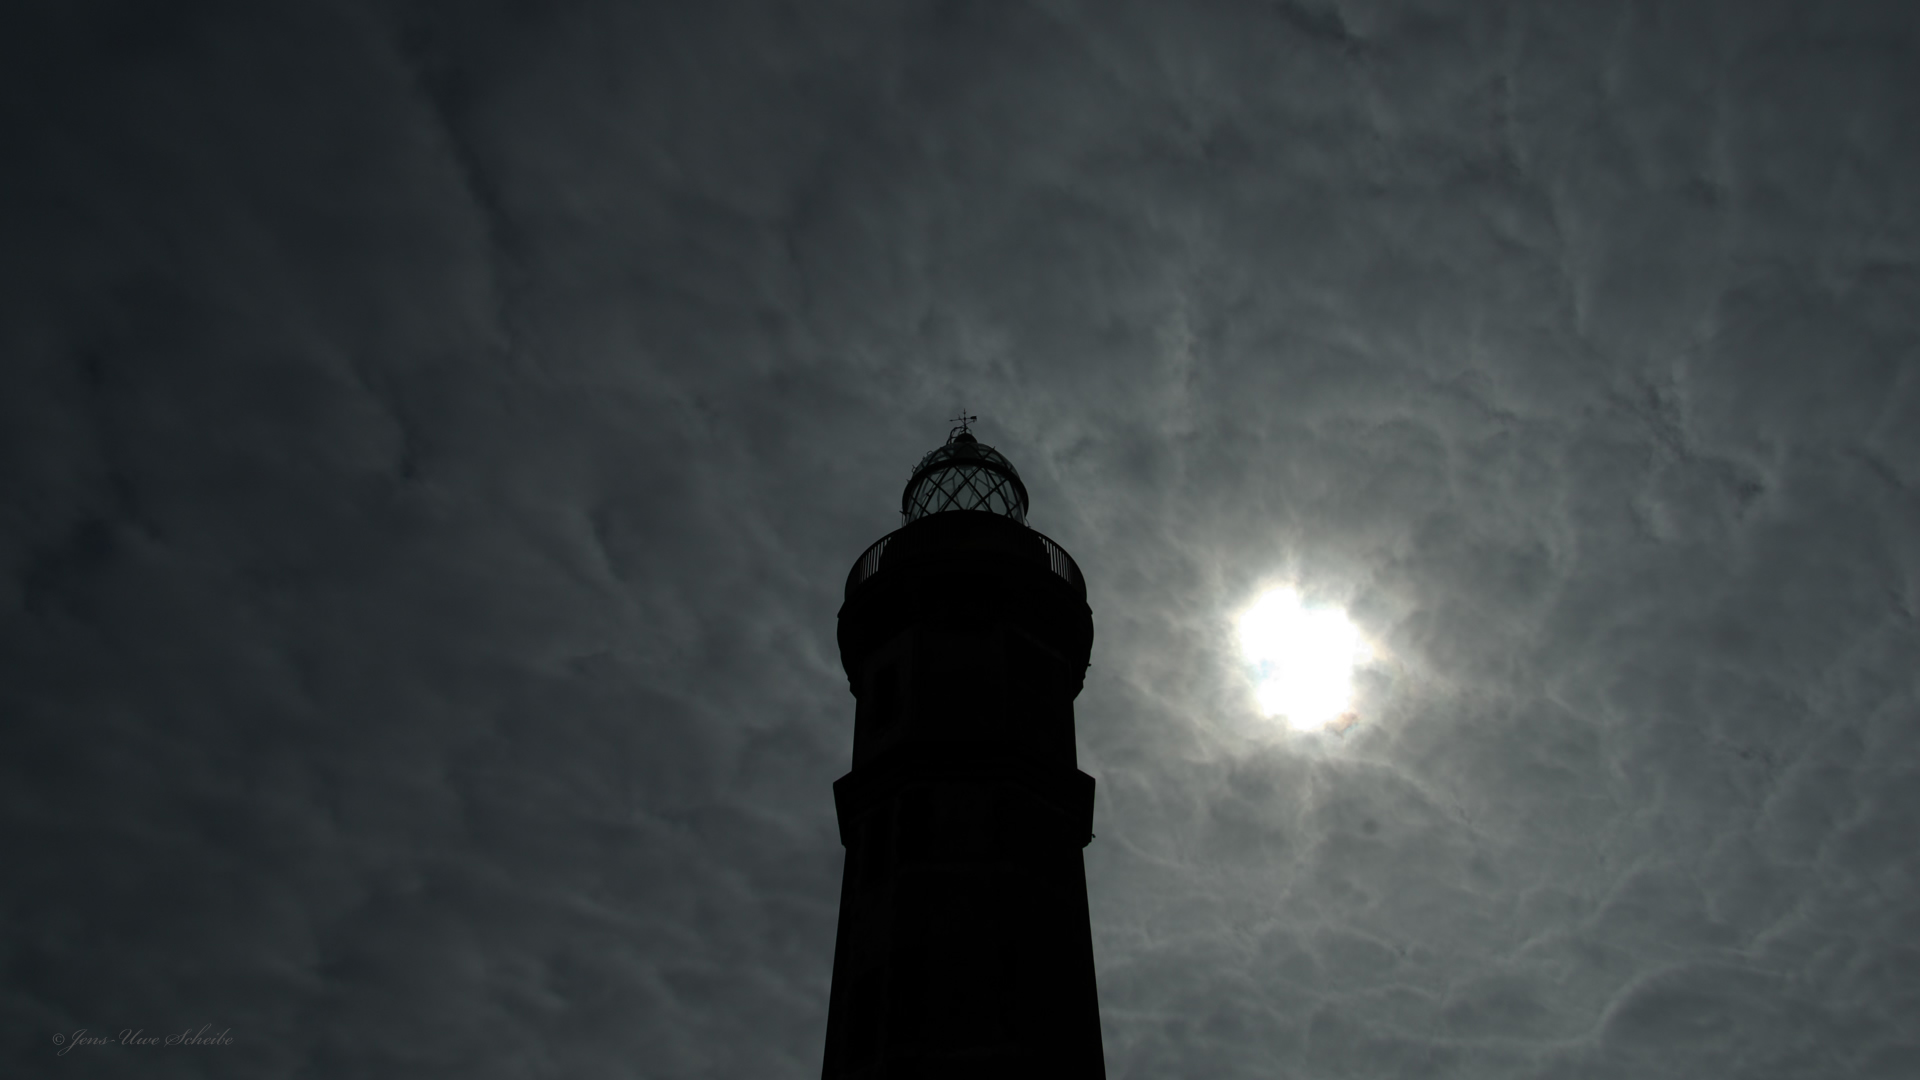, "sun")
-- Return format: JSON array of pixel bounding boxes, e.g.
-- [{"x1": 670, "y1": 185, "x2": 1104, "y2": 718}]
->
[{"x1": 1236, "y1": 586, "x2": 1372, "y2": 732}]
